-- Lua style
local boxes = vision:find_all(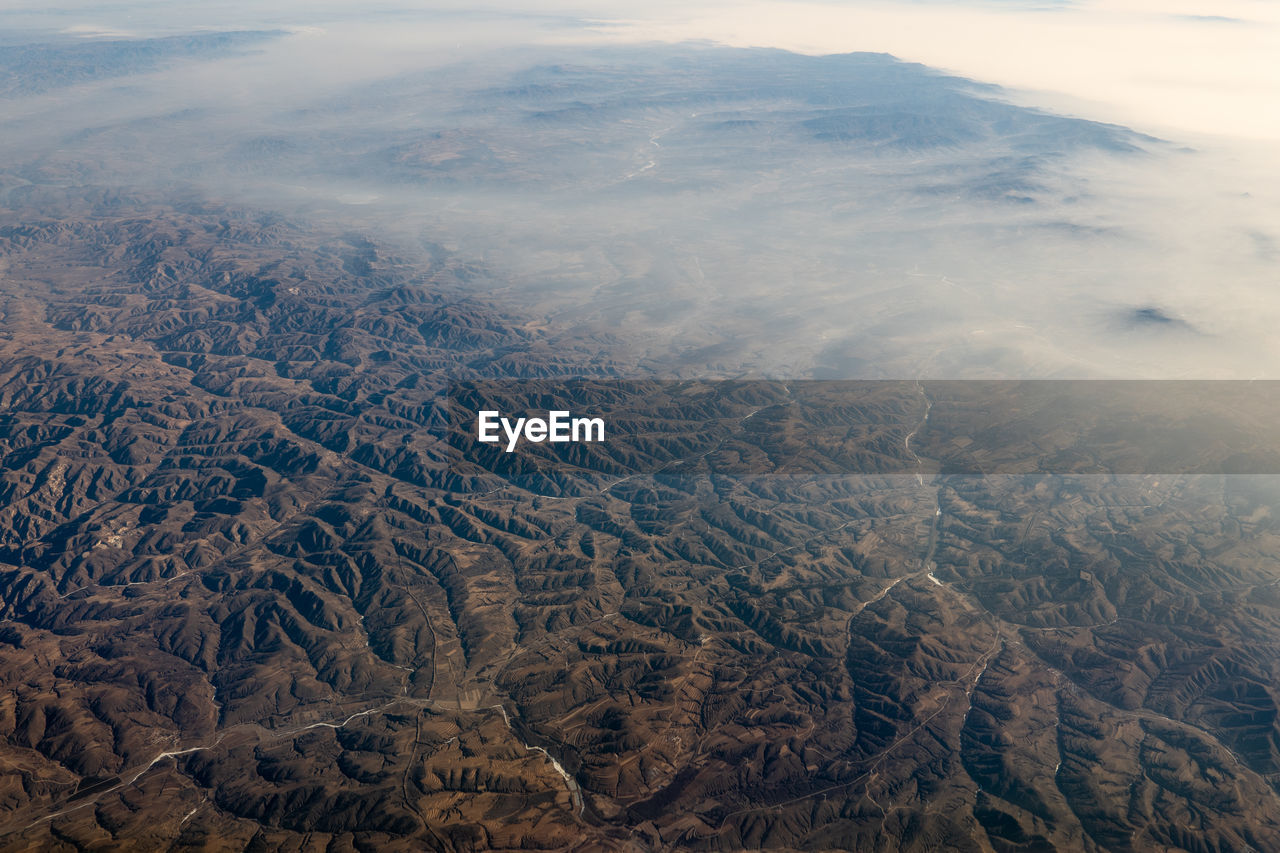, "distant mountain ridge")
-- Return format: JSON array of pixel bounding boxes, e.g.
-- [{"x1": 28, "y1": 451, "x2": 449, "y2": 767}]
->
[
  {"x1": 0, "y1": 30, "x2": 285, "y2": 98},
  {"x1": 487, "y1": 47, "x2": 1154, "y2": 153}
]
